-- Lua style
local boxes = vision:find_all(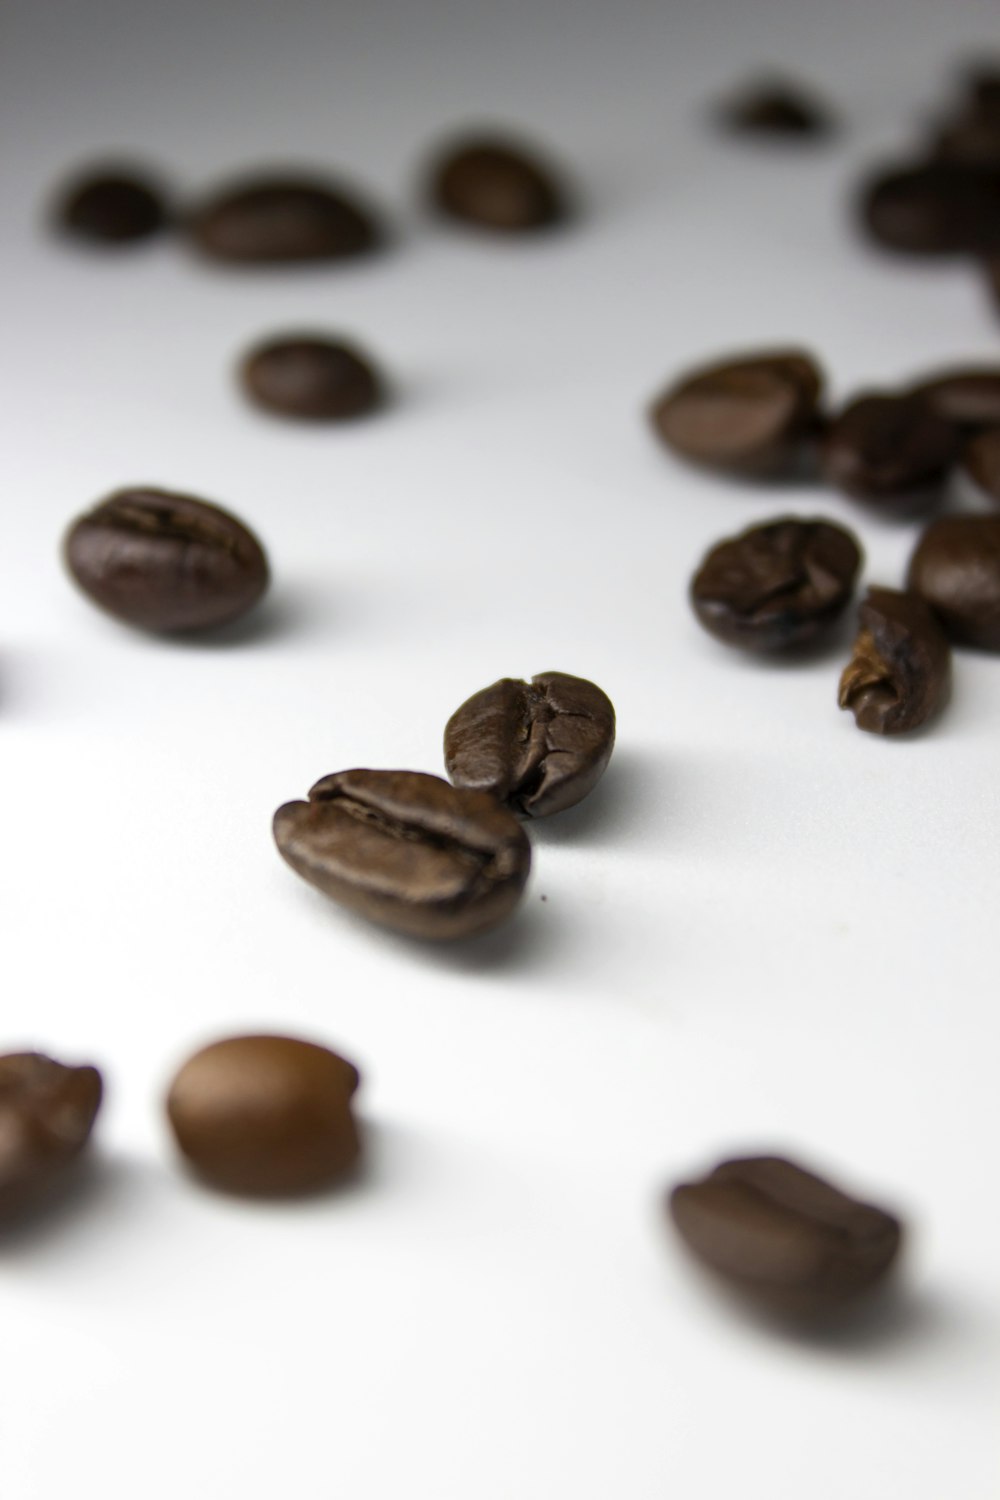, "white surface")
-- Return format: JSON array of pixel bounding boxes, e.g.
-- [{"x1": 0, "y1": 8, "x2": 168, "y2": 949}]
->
[{"x1": 2, "y1": 2, "x2": 998, "y2": 1496}]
